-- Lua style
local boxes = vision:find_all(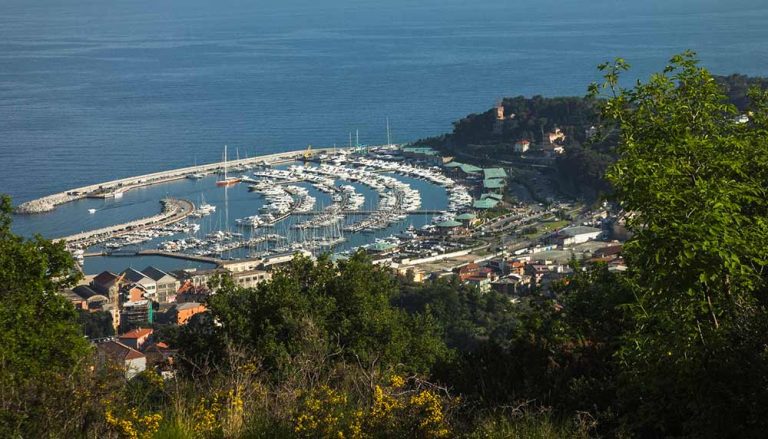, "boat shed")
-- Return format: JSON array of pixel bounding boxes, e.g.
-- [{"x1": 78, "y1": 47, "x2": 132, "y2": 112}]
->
[
  {"x1": 481, "y1": 193, "x2": 504, "y2": 201},
  {"x1": 434, "y1": 219, "x2": 465, "y2": 235},
  {"x1": 473, "y1": 198, "x2": 500, "y2": 210},
  {"x1": 483, "y1": 168, "x2": 508, "y2": 180},
  {"x1": 444, "y1": 162, "x2": 483, "y2": 177},
  {"x1": 366, "y1": 241, "x2": 399, "y2": 254},
  {"x1": 455, "y1": 212, "x2": 479, "y2": 227},
  {"x1": 400, "y1": 146, "x2": 442, "y2": 165},
  {"x1": 483, "y1": 178, "x2": 506, "y2": 191}
]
